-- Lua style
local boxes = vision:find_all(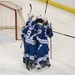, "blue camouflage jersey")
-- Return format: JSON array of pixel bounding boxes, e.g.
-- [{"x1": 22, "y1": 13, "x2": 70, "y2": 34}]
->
[
  {"x1": 37, "y1": 23, "x2": 53, "y2": 44},
  {"x1": 37, "y1": 25, "x2": 48, "y2": 44},
  {"x1": 22, "y1": 25, "x2": 37, "y2": 45},
  {"x1": 26, "y1": 19, "x2": 39, "y2": 32},
  {"x1": 26, "y1": 19, "x2": 36, "y2": 26},
  {"x1": 36, "y1": 23, "x2": 53, "y2": 65}
]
